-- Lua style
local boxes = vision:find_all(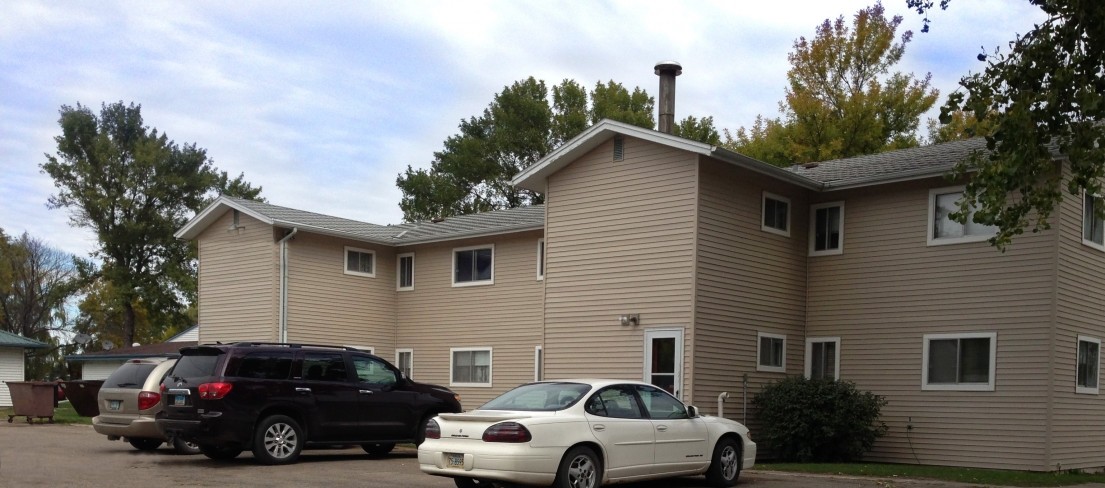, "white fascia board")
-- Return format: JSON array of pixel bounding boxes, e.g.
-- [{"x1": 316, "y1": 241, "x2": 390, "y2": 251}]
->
[{"x1": 174, "y1": 196, "x2": 274, "y2": 240}]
